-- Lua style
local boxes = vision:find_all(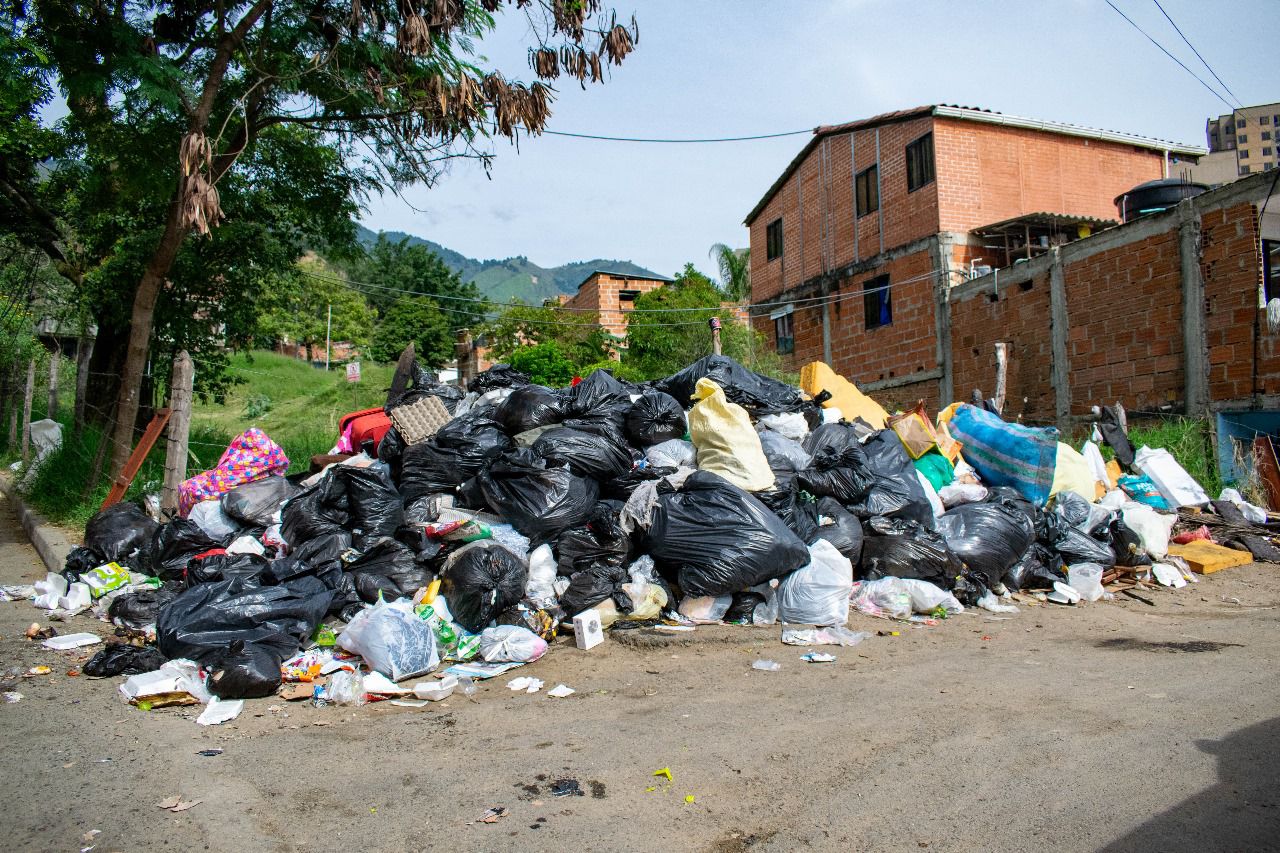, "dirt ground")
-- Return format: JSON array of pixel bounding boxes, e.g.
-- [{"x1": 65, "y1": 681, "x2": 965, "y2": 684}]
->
[{"x1": 2, "y1": 494, "x2": 1279, "y2": 853}]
